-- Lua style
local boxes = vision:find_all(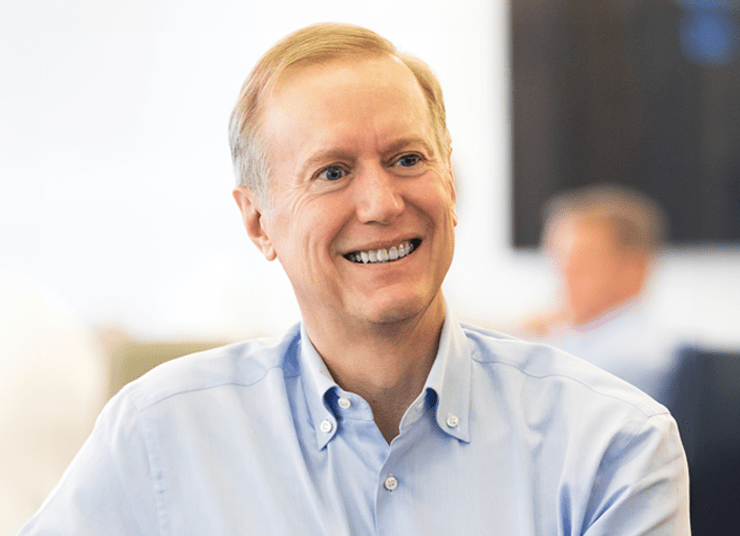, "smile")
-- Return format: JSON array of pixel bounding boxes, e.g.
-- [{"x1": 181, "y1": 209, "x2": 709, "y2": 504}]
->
[{"x1": 344, "y1": 239, "x2": 421, "y2": 264}]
